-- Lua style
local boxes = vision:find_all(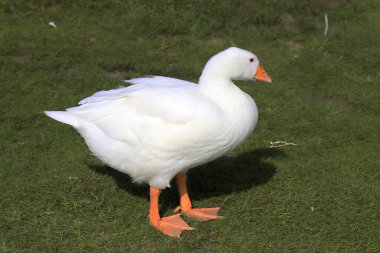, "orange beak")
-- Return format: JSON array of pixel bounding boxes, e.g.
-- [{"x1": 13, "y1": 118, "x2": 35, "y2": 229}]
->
[{"x1": 253, "y1": 64, "x2": 272, "y2": 83}]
